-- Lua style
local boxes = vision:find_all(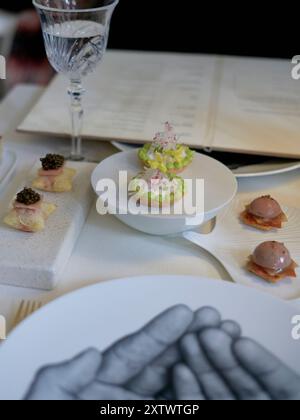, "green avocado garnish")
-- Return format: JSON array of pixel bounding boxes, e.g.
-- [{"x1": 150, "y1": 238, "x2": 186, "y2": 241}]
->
[{"x1": 138, "y1": 144, "x2": 194, "y2": 173}]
